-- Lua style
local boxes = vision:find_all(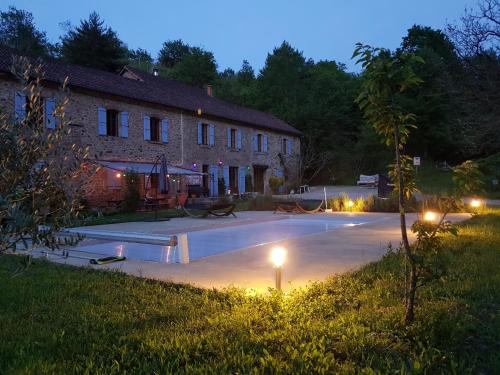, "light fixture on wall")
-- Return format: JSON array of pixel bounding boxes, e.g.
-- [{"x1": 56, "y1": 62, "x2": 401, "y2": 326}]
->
[
  {"x1": 218, "y1": 159, "x2": 224, "y2": 166},
  {"x1": 115, "y1": 172, "x2": 122, "y2": 178},
  {"x1": 192, "y1": 162, "x2": 197, "y2": 170},
  {"x1": 197, "y1": 108, "x2": 202, "y2": 116}
]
